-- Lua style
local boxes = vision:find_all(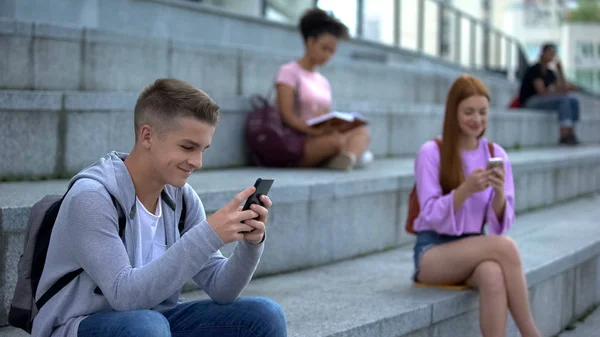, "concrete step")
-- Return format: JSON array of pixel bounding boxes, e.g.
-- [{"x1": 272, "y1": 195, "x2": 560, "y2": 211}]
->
[
  {"x1": 558, "y1": 306, "x2": 600, "y2": 337},
  {"x1": 0, "y1": 17, "x2": 517, "y2": 105},
  {"x1": 2, "y1": 195, "x2": 600, "y2": 336},
  {"x1": 2, "y1": 145, "x2": 600, "y2": 325},
  {"x1": 3, "y1": 13, "x2": 600, "y2": 118},
  {"x1": 6, "y1": 16, "x2": 600, "y2": 119},
  {"x1": 0, "y1": 0, "x2": 518, "y2": 83},
  {"x1": 3, "y1": 89, "x2": 600, "y2": 180},
  {"x1": 185, "y1": 195, "x2": 600, "y2": 337}
]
